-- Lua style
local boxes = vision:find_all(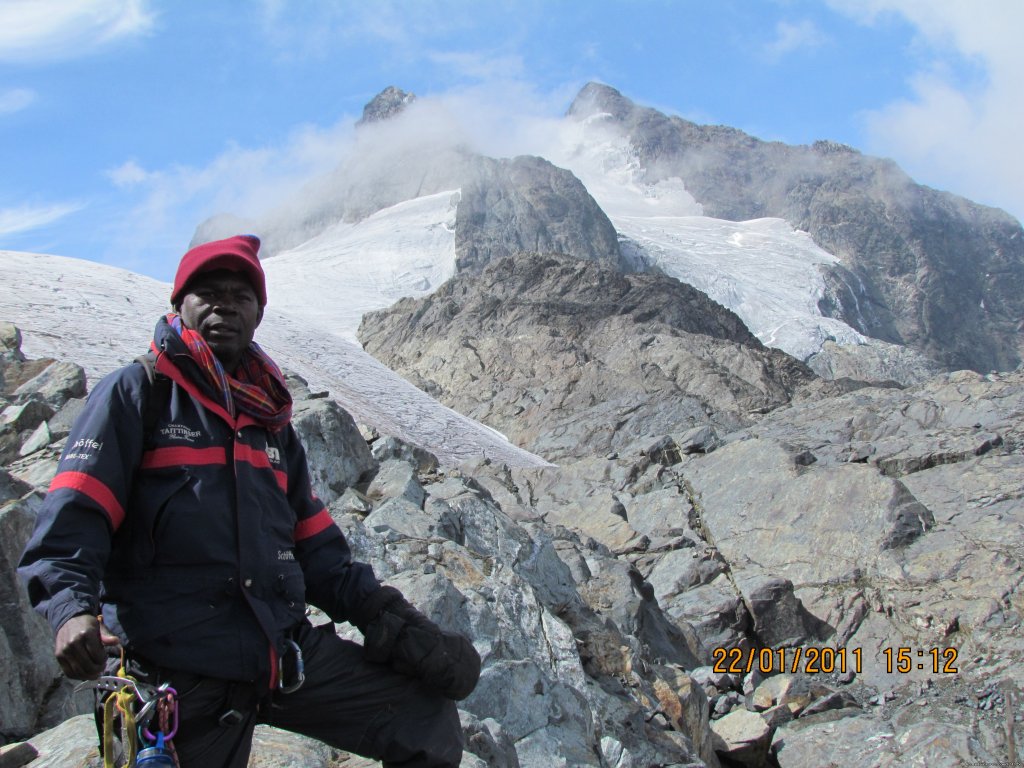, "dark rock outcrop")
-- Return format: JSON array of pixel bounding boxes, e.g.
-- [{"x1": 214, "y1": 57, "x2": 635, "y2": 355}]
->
[
  {"x1": 359, "y1": 251, "x2": 815, "y2": 461},
  {"x1": 356, "y1": 85, "x2": 416, "y2": 126},
  {"x1": 455, "y1": 156, "x2": 623, "y2": 274}
]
